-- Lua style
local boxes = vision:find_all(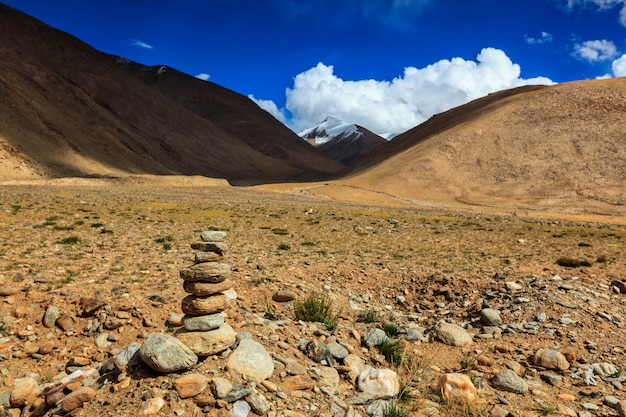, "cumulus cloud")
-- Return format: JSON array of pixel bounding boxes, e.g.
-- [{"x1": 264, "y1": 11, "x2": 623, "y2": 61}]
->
[
  {"x1": 129, "y1": 39, "x2": 153, "y2": 49},
  {"x1": 195, "y1": 73, "x2": 210, "y2": 81},
  {"x1": 276, "y1": 48, "x2": 553, "y2": 135},
  {"x1": 573, "y1": 39, "x2": 619, "y2": 62},
  {"x1": 612, "y1": 54, "x2": 626, "y2": 75},
  {"x1": 525, "y1": 31, "x2": 553, "y2": 44},
  {"x1": 249, "y1": 95, "x2": 287, "y2": 124}
]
